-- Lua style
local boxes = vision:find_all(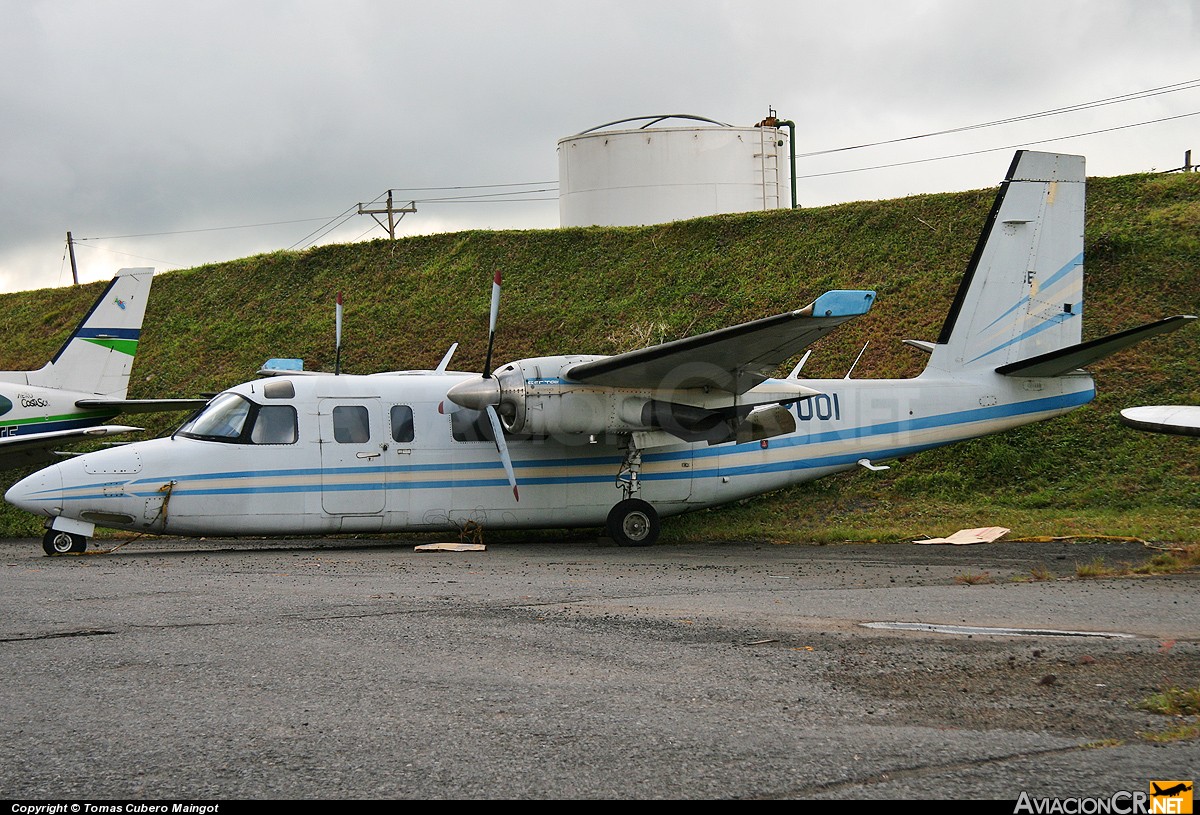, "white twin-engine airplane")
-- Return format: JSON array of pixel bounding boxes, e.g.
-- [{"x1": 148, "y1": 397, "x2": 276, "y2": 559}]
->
[
  {"x1": 6, "y1": 151, "x2": 1195, "y2": 555},
  {"x1": 0, "y1": 267, "x2": 205, "y2": 471}
]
